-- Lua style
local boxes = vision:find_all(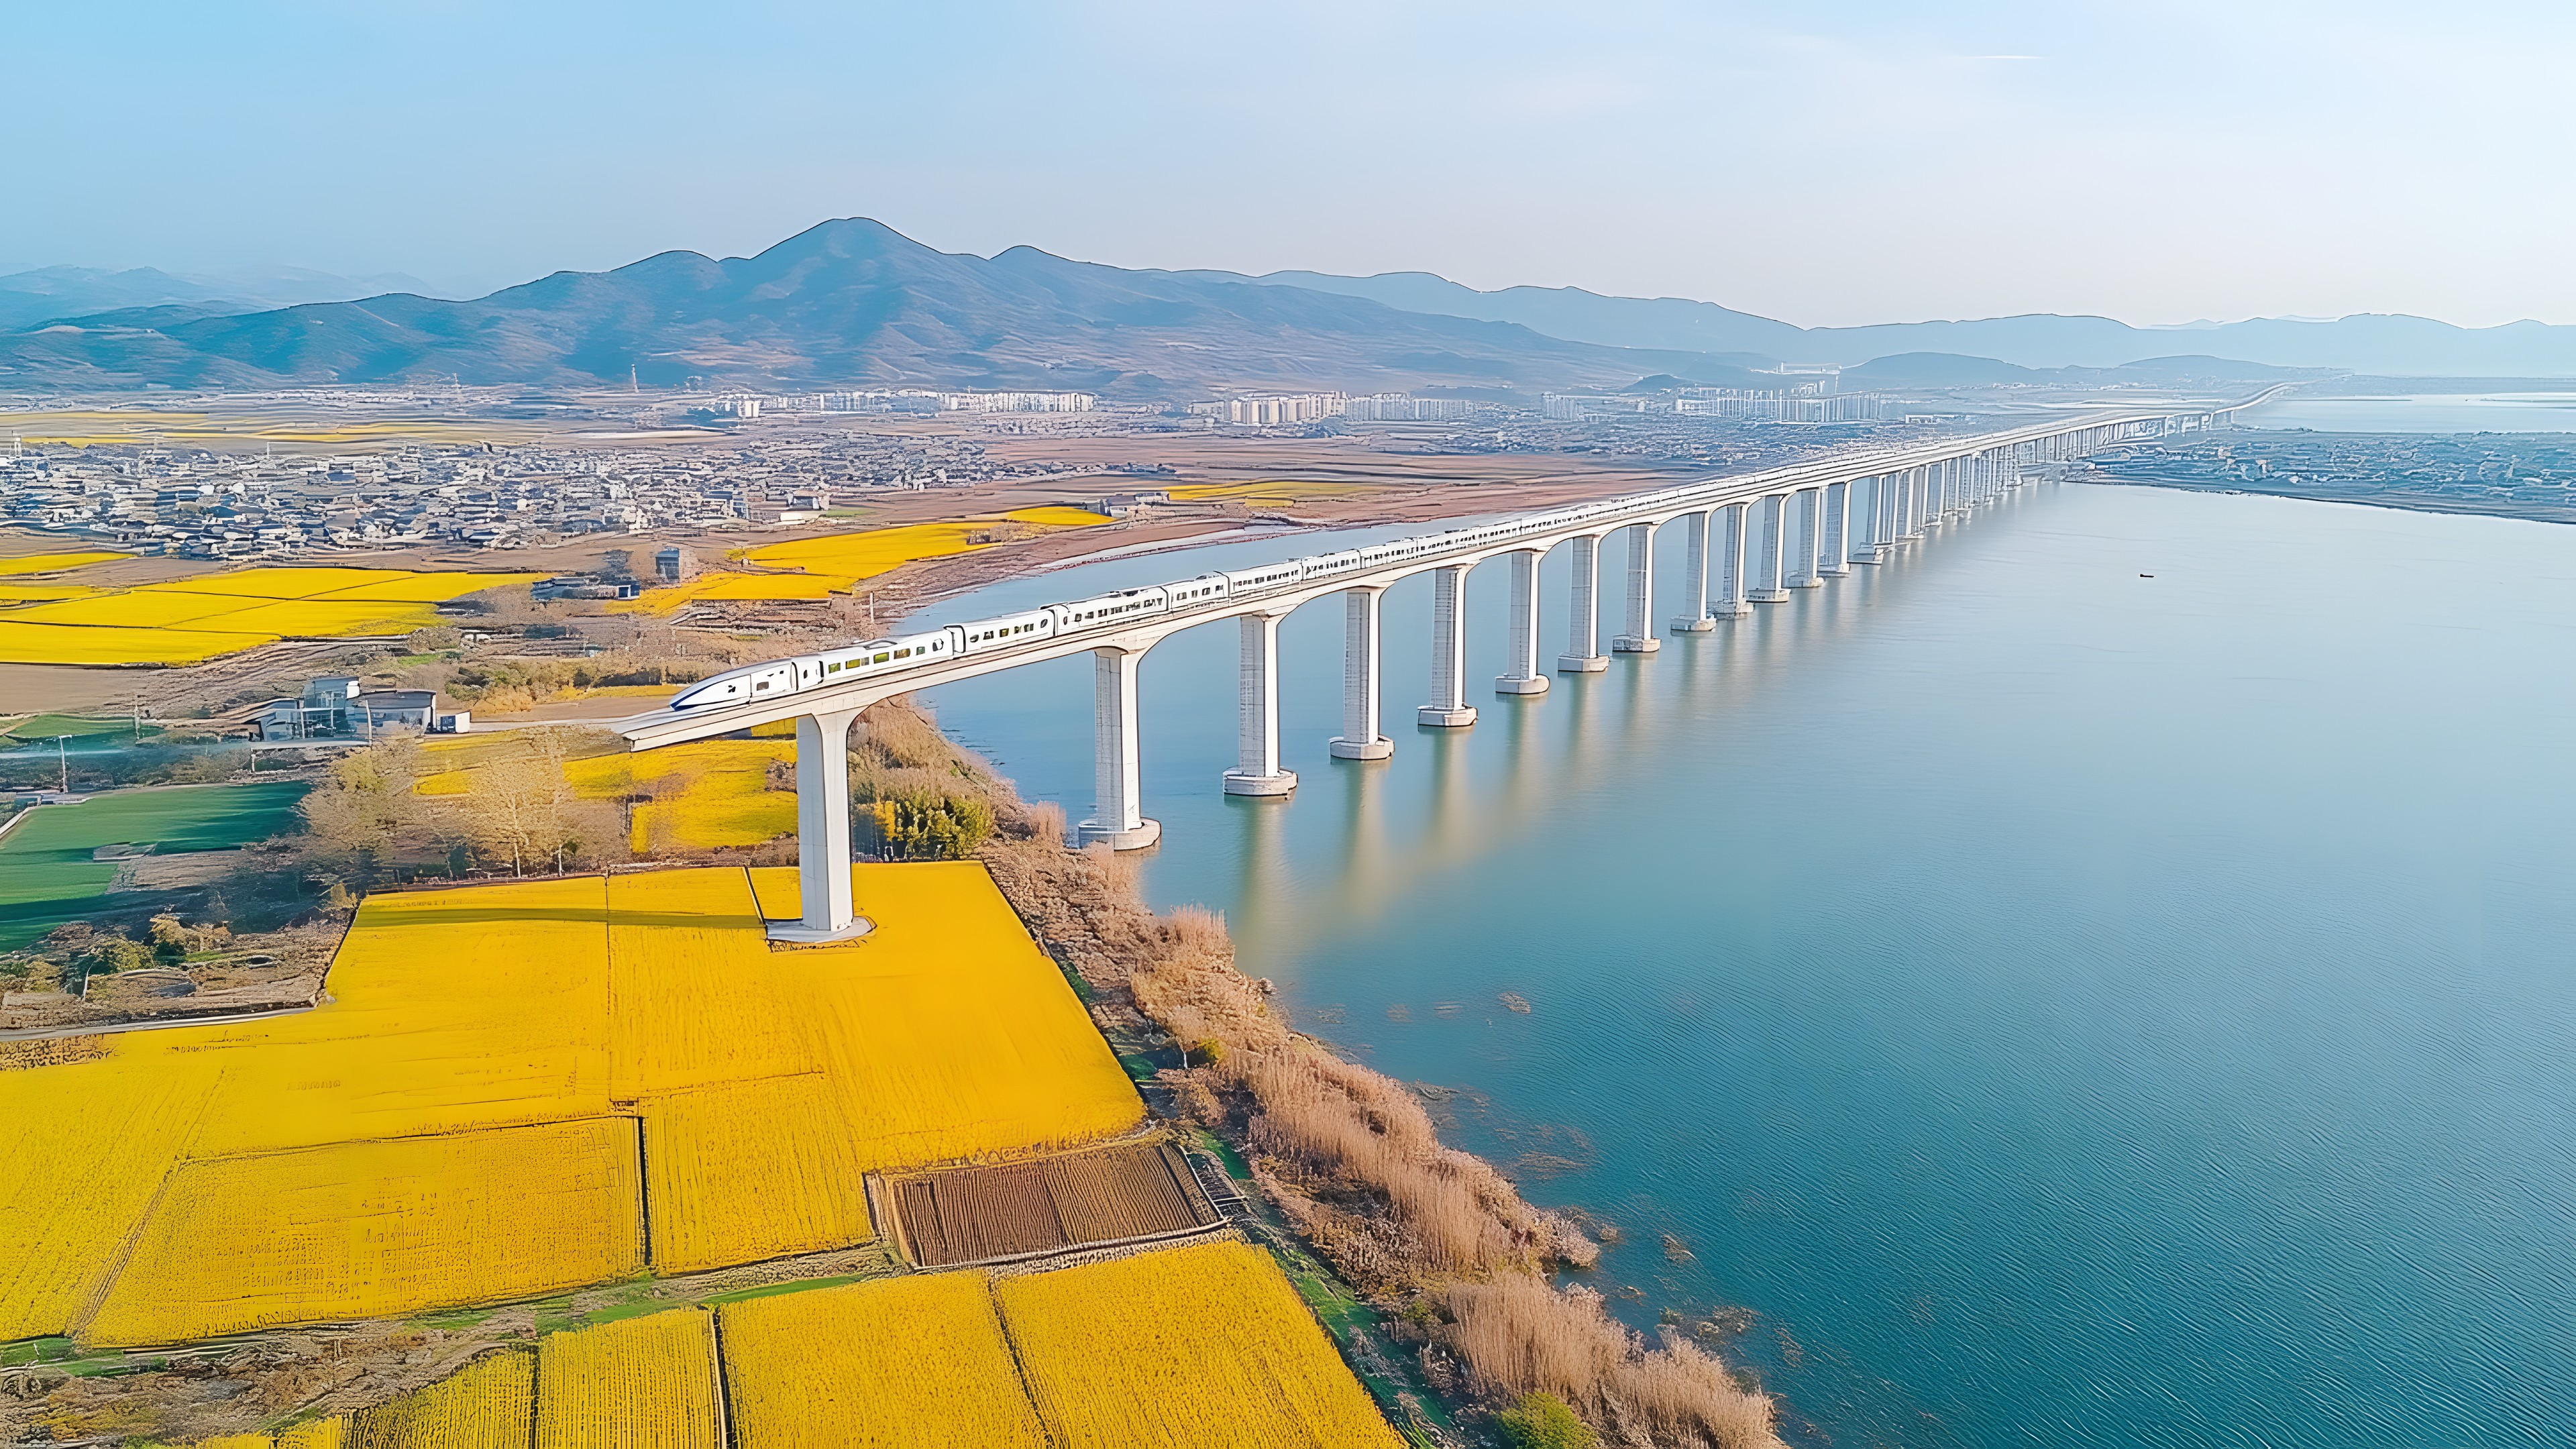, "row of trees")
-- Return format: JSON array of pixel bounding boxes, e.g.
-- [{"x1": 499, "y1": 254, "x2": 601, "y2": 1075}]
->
[
  {"x1": 296, "y1": 701, "x2": 1000, "y2": 894},
  {"x1": 297, "y1": 729, "x2": 623, "y2": 886}
]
